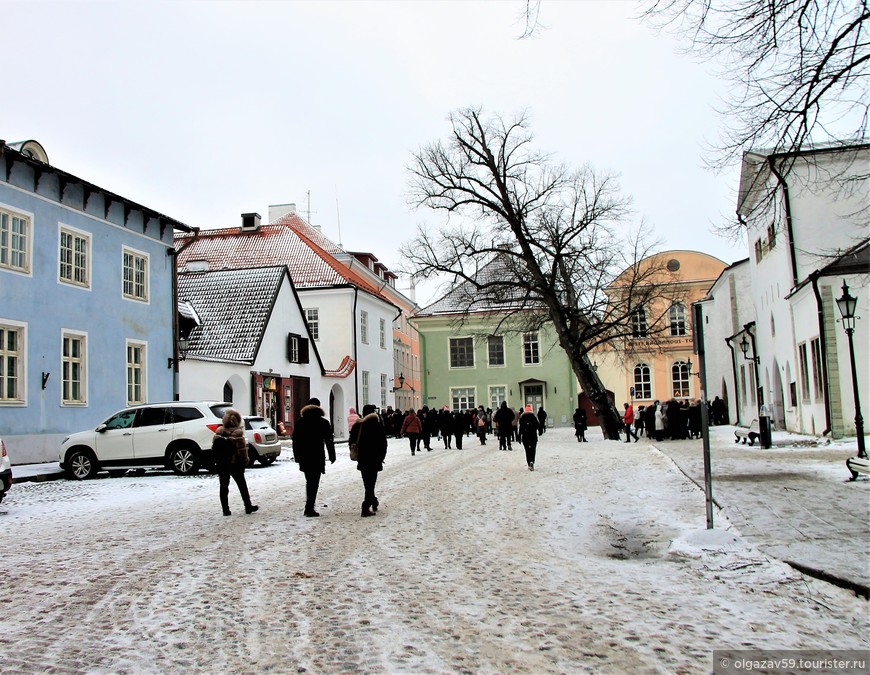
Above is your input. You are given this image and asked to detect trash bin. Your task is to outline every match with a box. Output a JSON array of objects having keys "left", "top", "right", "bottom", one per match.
[{"left": 759, "top": 405, "right": 772, "bottom": 449}]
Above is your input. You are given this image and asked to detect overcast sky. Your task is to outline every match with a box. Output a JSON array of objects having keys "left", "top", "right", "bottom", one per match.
[{"left": 4, "top": 0, "right": 748, "bottom": 304}]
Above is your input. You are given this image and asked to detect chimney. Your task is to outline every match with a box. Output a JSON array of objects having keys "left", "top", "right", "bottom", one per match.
[
  {"left": 241, "top": 213, "right": 261, "bottom": 231},
  {"left": 269, "top": 203, "right": 296, "bottom": 223}
]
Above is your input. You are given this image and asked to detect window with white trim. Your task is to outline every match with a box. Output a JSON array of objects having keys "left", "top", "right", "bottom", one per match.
[
  {"left": 305, "top": 308, "right": 319, "bottom": 340},
  {"left": 810, "top": 337, "right": 824, "bottom": 401},
  {"left": 487, "top": 335, "right": 505, "bottom": 366},
  {"left": 59, "top": 225, "right": 90, "bottom": 288},
  {"left": 379, "top": 318, "right": 386, "bottom": 349},
  {"left": 798, "top": 342, "right": 810, "bottom": 401},
  {"left": 631, "top": 307, "right": 648, "bottom": 337},
  {"left": 523, "top": 332, "right": 540, "bottom": 365},
  {"left": 669, "top": 303, "right": 687, "bottom": 337},
  {"left": 62, "top": 331, "right": 87, "bottom": 404},
  {"left": 671, "top": 361, "right": 690, "bottom": 398},
  {"left": 126, "top": 340, "right": 146, "bottom": 405},
  {"left": 0, "top": 322, "right": 24, "bottom": 402},
  {"left": 360, "top": 311, "right": 369, "bottom": 344},
  {"left": 449, "top": 337, "right": 474, "bottom": 368},
  {"left": 0, "top": 206, "right": 31, "bottom": 273},
  {"left": 633, "top": 363, "right": 652, "bottom": 400},
  {"left": 122, "top": 248, "right": 149, "bottom": 302},
  {"left": 489, "top": 385, "right": 507, "bottom": 409},
  {"left": 380, "top": 373, "right": 387, "bottom": 407},
  {"left": 362, "top": 370, "right": 370, "bottom": 405},
  {"left": 451, "top": 387, "right": 475, "bottom": 411}
]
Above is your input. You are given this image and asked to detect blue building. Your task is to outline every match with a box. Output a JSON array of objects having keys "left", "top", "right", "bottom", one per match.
[{"left": 0, "top": 140, "right": 194, "bottom": 463}]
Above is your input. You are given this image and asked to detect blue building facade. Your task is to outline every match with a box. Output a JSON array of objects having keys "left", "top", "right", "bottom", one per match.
[{"left": 0, "top": 140, "right": 193, "bottom": 463}]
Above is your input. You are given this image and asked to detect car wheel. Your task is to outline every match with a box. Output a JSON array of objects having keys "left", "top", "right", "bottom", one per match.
[
  {"left": 258, "top": 454, "right": 277, "bottom": 466},
  {"left": 67, "top": 450, "right": 98, "bottom": 480},
  {"left": 169, "top": 446, "right": 199, "bottom": 475}
]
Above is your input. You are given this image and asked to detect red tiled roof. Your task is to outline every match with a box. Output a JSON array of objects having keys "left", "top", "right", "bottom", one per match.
[{"left": 174, "top": 213, "right": 391, "bottom": 302}]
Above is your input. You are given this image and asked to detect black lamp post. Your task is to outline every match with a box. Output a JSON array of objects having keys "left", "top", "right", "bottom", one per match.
[
  {"left": 835, "top": 280, "right": 866, "bottom": 459},
  {"left": 392, "top": 372, "right": 405, "bottom": 392},
  {"left": 739, "top": 324, "right": 770, "bottom": 448},
  {"left": 167, "top": 336, "right": 190, "bottom": 369}
]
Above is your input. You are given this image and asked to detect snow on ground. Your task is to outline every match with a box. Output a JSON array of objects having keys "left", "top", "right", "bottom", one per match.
[{"left": 1, "top": 427, "right": 867, "bottom": 674}]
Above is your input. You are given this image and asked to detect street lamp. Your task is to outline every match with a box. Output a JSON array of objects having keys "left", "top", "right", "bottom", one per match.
[
  {"left": 167, "top": 336, "right": 190, "bottom": 369},
  {"left": 392, "top": 372, "right": 406, "bottom": 392},
  {"left": 739, "top": 335, "right": 758, "bottom": 364},
  {"left": 836, "top": 280, "right": 866, "bottom": 459},
  {"left": 740, "top": 322, "right": 770, "bottom": 448}
]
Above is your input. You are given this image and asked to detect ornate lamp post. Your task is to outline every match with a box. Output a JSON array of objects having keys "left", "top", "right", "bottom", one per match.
[
  {"left": 835, "top": 280, "right": 866, "bottom": 459},
  {"left": 739, "top": 324, "right": 770, "bottom": 448}
]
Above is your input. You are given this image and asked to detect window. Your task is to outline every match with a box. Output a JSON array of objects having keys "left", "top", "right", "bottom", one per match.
[
  {"left": 122, "top": 248, "right": 149, "bottom": 302},
  {"left": 740, "top": 365, "right": 747, "bottom": 404},
  {"left": 748, "top": 367, "right": 757, "bottom": 405},
  {"left": 0, "top": 322, "right": 24, "bottom": 402},
  {"left": 62, "top": 331, "right": 87, "bottom": 404},
  {"left": 671, "top": 361, "right": 690, "bottom": 398},
  {"left": 668, "top": 303, "right": 687, "bottom": 337},
  {"left": 451, "top": 387, "right": 475, "bottom": 411},
  {"left": 523, "top": 332, "right": 540, "bottom": 365},
  {"left": 59, "top": 225, "right": 90, "bottom": 288},
  {"left": 0, "top": 206, "right": 31, "bottom": 273},
  {"left": 798, "top": 343, "right": 810, "bottom": 401},
  {"left": 379, "top": 318, "right": 386, "bottom": 349},
  {"left": 126, "top": 340, "right": 146, "bottom": 405},
  {"left": 362, "top": 371, "right": 370, "bottom": 405},
  {"left": 380, "top": 373, "right": 387, "bottom": 408},
  {"left": 287, "top": 333, "right": 310, "bottom": 364},
  {"left": 489, "top": 385, "right": 507, "bottom": 410},
  {"left": 487, "top": 335, "right": 505, "bottom": 366},
  {"left": 449, "top": 337, "right": 474, "bottom": 368},
  {"left": 305, "top": 308, "right": 319, "bottom": 340},
  {"left": 360, "top": 311, "right": 369, "bottom": 344},
  {"left": 633, "top": 363, "right": 651, "bottom": 400},
  {"left": 810, "top": 337, "right": 824, "bottom": 401},
  {"left": 631, "top": 307, "right": 648, "bottom": 337}
]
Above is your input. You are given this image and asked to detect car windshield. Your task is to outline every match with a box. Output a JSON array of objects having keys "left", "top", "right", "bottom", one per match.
[{"left": 245, "top": 417, "right": 271, "bottom": 431}]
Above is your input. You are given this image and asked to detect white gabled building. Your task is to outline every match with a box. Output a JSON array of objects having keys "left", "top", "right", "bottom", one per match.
[{"left": 699, "top": 142, "right": 869, "bottom": 440}]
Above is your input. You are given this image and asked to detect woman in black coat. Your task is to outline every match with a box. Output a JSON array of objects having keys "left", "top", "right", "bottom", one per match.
[
  {"left": 519, "top": 405, "right": 542, "bottom": 470},
  {"left": 438, "top": 408, "right": 454, "bottom": 448},
  {"left": 350, "top": 404, "right": 388, "bottom": 517},
  {"left": 213, "top": 409, "right": 258, "bottom": 516},
  {"left": 573, "top": 407, "right": 587, "bottom": 442}
]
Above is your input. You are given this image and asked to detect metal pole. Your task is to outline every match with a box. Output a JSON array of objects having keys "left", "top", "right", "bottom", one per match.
[
  {"left": 694, "top": 303, "right": 714, "bottom": 529},
  {"left": 845, "top": 327, "right": 867, "bottom": 459}
]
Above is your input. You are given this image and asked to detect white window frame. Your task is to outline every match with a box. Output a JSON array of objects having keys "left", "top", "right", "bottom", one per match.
[
  {"left": 58, "top": 223, "right": 91, "bottom": 289},
  {"left": 362, "top": 370, "right": 370, "bottom": 405},
  {"left": 0, "top": 203, "right": 33, "bottom": 275},
  {"left": 122, "top": 246, "right": 150, "bottom": 303},
  {"left": 487, "top": 335, "right": 505, "bottom": 367},
  {"left": 0, "top": 319, "right": 26, "bottom": 404},
  {"left": 671, "top": 360, "right": 690, "bottom": 399},
  {"left": 631, "top": 307, "right": 648, "bottom": 337},
  {"left": 380, "top": 373, "right": 388, "bottom": 407},
  {"left": 61, "top": 329, "right": 88, "bottom": 405},
  {"left": 798, "top": 342, "right": 811, "bottom": 401},
  {"left": 305, "top": 308, "right": 320, "bottom": 340},
  {"left": 126, "top": 339, "right": 147, "bottom": 405},
  {"left": 669, "top": 303, "right": 687, "bottom": 337},
  {"left": 360, "top": 311, "right": 369, "bottom": 344},
  {"left": 449, "top": 337, "right": 475, "bottom": 369},
  {"left": 379, "top": 318, "right": 387, "bottom": 349},
  {"left": 288, "top": 335, "right": 299, "bottom": 363},
  {"left": 810, "top": 337, "right": 824, "bottom": 402},
  {"left": 450, "top": 386, "right": 476, "bottom": 412},
  {"left": 522, "top": 332, "right": 540, "bottom": 365},
  {"left": 633, "top": 363, "right": 652, "bottom": 400},
  {"left": 489, "top": 385, "right": 507, "bottom": 410}
]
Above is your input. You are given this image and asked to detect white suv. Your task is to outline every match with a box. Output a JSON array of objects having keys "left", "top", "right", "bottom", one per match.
[{"left": 60, "top": 401, "right": 233, "bottom": 479}]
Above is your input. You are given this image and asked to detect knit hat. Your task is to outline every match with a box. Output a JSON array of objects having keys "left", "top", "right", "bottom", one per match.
[{"left": 308, "top": 397, "right": 320, "bottom": 406}]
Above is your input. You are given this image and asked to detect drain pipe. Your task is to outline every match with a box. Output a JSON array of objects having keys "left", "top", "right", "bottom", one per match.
[
  {"left": 167, "top": 228, "right": 200, "bottom": 400},
  {"left": 352, "top": 286, "right": 360, "bottom": 413},
  {"left": 809, "top": 271, "right": 833, "bottom": 435},
  {"left": 725, "top": 336, "right": 740, "bottom": 425},
  {"left": 767, "top": 156, "right": 799, "bottom": 288}
]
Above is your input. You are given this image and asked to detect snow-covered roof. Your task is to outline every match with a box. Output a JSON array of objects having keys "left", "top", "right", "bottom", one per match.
[{"left": 177, "top": 266, "right": 287, "bottom": 364}]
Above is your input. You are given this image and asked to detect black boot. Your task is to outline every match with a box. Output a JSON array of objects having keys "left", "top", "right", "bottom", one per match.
[{"left": 361, "top": 502, "right": 375, "bottom": 517}]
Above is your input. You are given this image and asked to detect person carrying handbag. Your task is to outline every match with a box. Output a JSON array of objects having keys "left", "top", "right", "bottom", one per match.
[{"left": 350, "top": 404, "right": 388, "bottom": 517}]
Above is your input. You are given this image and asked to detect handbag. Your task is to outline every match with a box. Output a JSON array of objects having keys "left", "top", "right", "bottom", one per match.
[{"left": 349, "top": 423, "right": 365, "bottom": 461}]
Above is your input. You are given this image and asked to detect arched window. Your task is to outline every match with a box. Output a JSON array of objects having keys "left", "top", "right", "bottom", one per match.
[
  {"left": 633, "top": 363, "right": 651, "bottom": 400},
  {"left": 669, "top": 303, "right": 687, "bottom": 336},
  {"left": 671, "top": 361, "right": 690, "bottom": 398},
  {"left": 631, "top": 307, "right": 648, "bottom": 338}
]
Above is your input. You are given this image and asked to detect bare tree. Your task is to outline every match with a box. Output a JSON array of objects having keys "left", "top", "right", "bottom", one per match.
[{"left": 402, "top": 107, "right": 685, "bottom": 440}]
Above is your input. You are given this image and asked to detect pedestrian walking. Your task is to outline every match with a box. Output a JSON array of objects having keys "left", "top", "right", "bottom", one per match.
[
  {"left": 623, "top": 402, "right": 640, "bottom": 442},
  {"left": 573, "top": 407, "right": 588, "bottom": 442},
  {"left": 438, "top": 407, "right": 453, "bottom": 448},
  {"left": 452, "top": 410, "right": 466, "bottom": 449},
  {"left": 212, "top": 409, "right": 258, "bottom": 516},
  {"left": 400, "top": 408, "right": 423, "bottom": 455},
  {"left": 291, "top": 397, "right": 336, "bottom": 517},
  {"left": 349, "top": 404, "right": 387, "bottom": 517},
  {"left": 494, "top": 401, "right": 515, "bottom": 451},
  {"left": 536, "top": 406, "right": 547, "bottom": 435},
  {"left": 347, "top": 407, "right": 360, "bottom": 433},
  {"left": 475, "top": 405, "right": 488, "bottom": 445},
  {"left": 519, "top": 404, "right": 541, "bottom": 470},
  {"left": 654, "top": 401, "right": 666, "bottom": 442}
]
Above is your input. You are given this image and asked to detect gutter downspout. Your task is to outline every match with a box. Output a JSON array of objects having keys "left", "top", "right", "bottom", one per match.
[
  {"left": 767, "top": 156, "right": 799, "bottom": 288},
  {"left": 725, "top": 337, "right": 740, "bottom": 425},
  {"left": 352, "top": 286, "right": 360, "bottom": 413},
  {"left": 809, "top": 271, "right": 833, "bottom": 435},
  {"left": 167, "top": 228, "right": 200, "bottom": 401}
]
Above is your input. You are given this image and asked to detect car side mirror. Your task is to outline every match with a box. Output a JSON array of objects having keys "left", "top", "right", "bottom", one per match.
[{"left": 96, "top": 424, "right": 107, "bottom": 433}]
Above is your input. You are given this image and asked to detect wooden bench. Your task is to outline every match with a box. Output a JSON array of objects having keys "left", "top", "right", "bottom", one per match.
[
  {"left": 846, "top": 456, "right": 870, "bottom": 481},
  {"left": 734, "top": 419, "right": 760, "bottom": 446}
]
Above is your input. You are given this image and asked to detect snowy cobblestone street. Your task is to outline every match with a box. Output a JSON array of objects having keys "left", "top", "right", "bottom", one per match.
[{"left": 2, "top": 428, "right": 867, "bottom": 674}]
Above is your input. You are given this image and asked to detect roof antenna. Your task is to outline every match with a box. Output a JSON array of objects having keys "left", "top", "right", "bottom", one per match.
[
  {"left": 336, "top": 193, "right": 343, "bottom": 246},
  {"left": 305, "top": 190, "right": 317, "bottom": 224}
]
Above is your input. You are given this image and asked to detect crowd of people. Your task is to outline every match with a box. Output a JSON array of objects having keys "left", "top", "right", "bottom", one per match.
[{"left": 620, "top": 395, "right": 729, "bottom": 443}]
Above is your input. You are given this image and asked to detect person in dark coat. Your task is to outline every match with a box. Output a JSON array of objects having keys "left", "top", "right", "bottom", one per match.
[
  {"left": 643, "top": 403, "right": 657, "bottom": 440},
  {"left": 350, "top": 404, "right": 387, "bottom": 517},
  {"left": 452, "top": 410, "right": 467, "bottom": 449},
  {"left": 536, "top": 407, "right": 548, "bottom": 435},
  {"left": 519, "top": 405, "right": 542, "bottom": 470},
  {"left": 573, "top": 407, "right": 588, "bottom": 442},
  {"left": 688, "top": 399, "right": 703, "bottom": 439},
  {"left": 423, "top": 406, "right": 439, "bottom": 450},
  {"left": 494, "top": 401, "right": 515, "bottom": 451},
  {"left": 292, "top": 397, "right": 336, "bottom": 517},
  {"left": 213, "top": 409, "right": 258, "bottom": 516},
  {"left": 438, "top": 407, "right": 453, "bottom": 448},
  {"left": 475, "top": 406, "right": 488, "bottom": 445}
]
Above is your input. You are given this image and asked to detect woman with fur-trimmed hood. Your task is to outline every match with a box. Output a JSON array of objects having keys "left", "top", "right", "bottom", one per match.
[
  {"left": 349, "top": 404, "right": 388, "bottom": 517},
  {"left": 212, "top": 409, "right": 258, "bottom": 516},
  {"left": 292, "top": 398, "right": 336, "bottom": 517}
]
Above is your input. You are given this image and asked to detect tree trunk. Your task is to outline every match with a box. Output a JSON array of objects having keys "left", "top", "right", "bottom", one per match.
[{"left": 571, "top": 354, "right": 623, "bottom": 441}]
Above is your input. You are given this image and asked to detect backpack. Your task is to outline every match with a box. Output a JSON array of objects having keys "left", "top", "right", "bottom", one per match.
[{"left": 212, "top": 433, "right": 235, "bottom": 468}]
